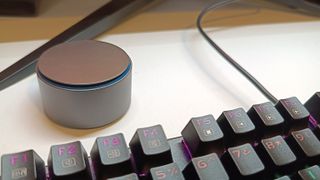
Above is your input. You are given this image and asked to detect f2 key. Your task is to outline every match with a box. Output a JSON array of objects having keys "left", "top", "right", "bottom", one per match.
[
  {"left": 48, "top": 141, "right": 92, "bottom": 180},
  {"left": 1, "top": 150, "right": 46, "bottom": 180}
]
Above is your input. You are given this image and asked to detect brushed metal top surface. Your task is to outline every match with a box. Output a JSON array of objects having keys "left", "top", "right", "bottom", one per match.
[{"left": 37, "top": 40, "right": 130, "bottom": 86}]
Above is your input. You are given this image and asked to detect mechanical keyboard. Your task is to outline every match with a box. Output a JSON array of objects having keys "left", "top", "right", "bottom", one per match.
[{"left": 2, "top": 93, "right": 320, "bottom": 180}]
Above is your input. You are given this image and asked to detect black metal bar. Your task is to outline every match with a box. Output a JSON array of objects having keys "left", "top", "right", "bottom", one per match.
[{"left": 0, "top": 0, "right": 153, "bottom": 91}]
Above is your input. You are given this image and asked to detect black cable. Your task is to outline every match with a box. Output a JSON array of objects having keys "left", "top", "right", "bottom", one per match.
[{"left": 196, "top": 0, "right": 278, "bottom": 104}]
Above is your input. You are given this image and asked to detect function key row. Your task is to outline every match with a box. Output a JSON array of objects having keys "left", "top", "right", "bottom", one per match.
[
  {"left": 3, "top": 127, "right": 320, "bottom": 180},
  {"left": 2, "top": 95, "right": 320, "bottom": 180},
  {"left": 3, "top": 127, "right": 320, "bottom": 179},
  {"left": 1, "top": 125, "right": 174, "bottom": 180},
  {"left": 182, "top": 97, "right": 310, "bottom": 157}
]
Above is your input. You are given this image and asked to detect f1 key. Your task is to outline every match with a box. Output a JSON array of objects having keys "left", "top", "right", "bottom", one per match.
[
  {"left": 129, "top": 125, "right": 172, "bottom": 173},
  {"left": 1, "top": 150, "right": 46, "bottom": 180},
  {"left": 48, "top": 141, "right": 92, "bottom": 180},
  {"left": 90, "top": 133, "right": 133, "bottom": 179}
]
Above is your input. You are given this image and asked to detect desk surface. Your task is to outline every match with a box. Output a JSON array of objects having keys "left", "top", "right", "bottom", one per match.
[{"left": 0, "top": 0, "right": 320, "bottom": 169}]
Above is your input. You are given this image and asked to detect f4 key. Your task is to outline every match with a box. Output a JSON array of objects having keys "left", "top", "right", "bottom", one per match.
[{"left": 129, "top": 125, "right": 172, "bottom": 173}]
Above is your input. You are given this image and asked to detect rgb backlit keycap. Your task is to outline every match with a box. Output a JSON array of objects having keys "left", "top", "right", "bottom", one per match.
[
  {"left": 90, "top": 133, "right": 133, "bottom": 179},
  {"left": 248, "top": 102, "right": 285, "bottom": 138},
  {"left": 305, "top": 92, "right": 320, "bottom": 122},
  {"left": 222, "top": 143, "right": 265, "bottom": 179},
  {"left": 312, "top": 124, "right": 320, "bottom": 140},
  {"left": 129, "top": 125, "right": 172, "bottom": 173},
  {"left": 48, "top": 141, "right": 92, "bottom": 180},
  {"left": 217, "top": 108, "right": 256, "bottom": 146},
  {"left": 150, "top": 162, "right": 184, "bottom": 180},
  {"left": 287, "top": 128, "right": 320, "bottom": 166},
  {"left": 108, "top": 173, "right": 139, "bottom": 180},
  {"left": 168, "top": 137, "right": 189, "bottom": 171},
  {"left": 297, "top": 165, "right": 320, "bottom": 180},
  {"left": 1, "top": 150, "right": 46, "bottom": 180},
  {"left": 183, "top": 153, "right": 229, "bottom": 180},
  {"left": 274, "top": 175, "right": 291, "bottom": 180},
  {"left": 258, "top": 136, "right": 296, "bottom": 174},
  {"left": 181, "top": 114, "right": 224, "bottom": 156},
  {"left": 275, "top": 97, "right": 310, "bottom": 133}
]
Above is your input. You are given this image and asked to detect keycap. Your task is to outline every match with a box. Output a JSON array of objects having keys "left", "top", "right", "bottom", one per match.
[
  {"left": 129, "top": 125, "right": 172, "bottom": 173},
  {"left": 274, "top": 175, "right": 291, "bottom": 180},
  {"left": 221, "top": 143, "right": 265, "bottom": 179},
  {"left": 181, "top": 114, "right": 225, "bottom": 156},
  {"left": 312, "top": 124, "right": 320, "bottom": 140},
  {"left": 168, "top": 137, "right": 189, "bottom": 172},
  {"left": 275, "top": 97, "right": 310, "bottom": 133},
  {"left": 150, "top": 162, "right": 184, "bottom": 180},
  {"left": 305, "top": 92, "right": 320, "bottom": 122},
  {"left": 108, "top": 173, "right": 139, "bottom": 180},
  {"left": 297, "top": 165, "right": 320, "bottom": 180},
  {"left": 48, "top": 141, "right": 92, "bottom": 180},
  {"left": 183, "top": 153, "right": 229, "bottom": 180},
  {"left": 1, "top": 150, "right": 46, "bottom": 180},
  {"left": 248, "top": 102, "right": 285, "bottom": 138},
  {"left": 257, "top": 136, "right": 296, "bottom": 174},
  {"left": 90, "top": 133, "right": 133, "bottom": 179},
  {"left": 217, "top": 108, "right": 256, "bottom": 146},
  {"left": 287, "top": 128, "right": 320, "bottom": 166}
]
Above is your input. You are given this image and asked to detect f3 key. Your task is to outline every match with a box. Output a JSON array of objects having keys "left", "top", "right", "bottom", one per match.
[{"left": 90, "top": 133, "right": 133, "bottom": 179}]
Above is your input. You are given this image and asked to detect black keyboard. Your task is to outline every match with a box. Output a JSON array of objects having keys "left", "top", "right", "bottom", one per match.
[{"left": 2, "top": 93, "right": 320, "bottom": 180}]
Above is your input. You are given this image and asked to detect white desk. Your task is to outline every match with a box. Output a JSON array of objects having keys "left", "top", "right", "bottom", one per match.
[{"left": 1, "top": 0, "right": 320, "bottom": 169}]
